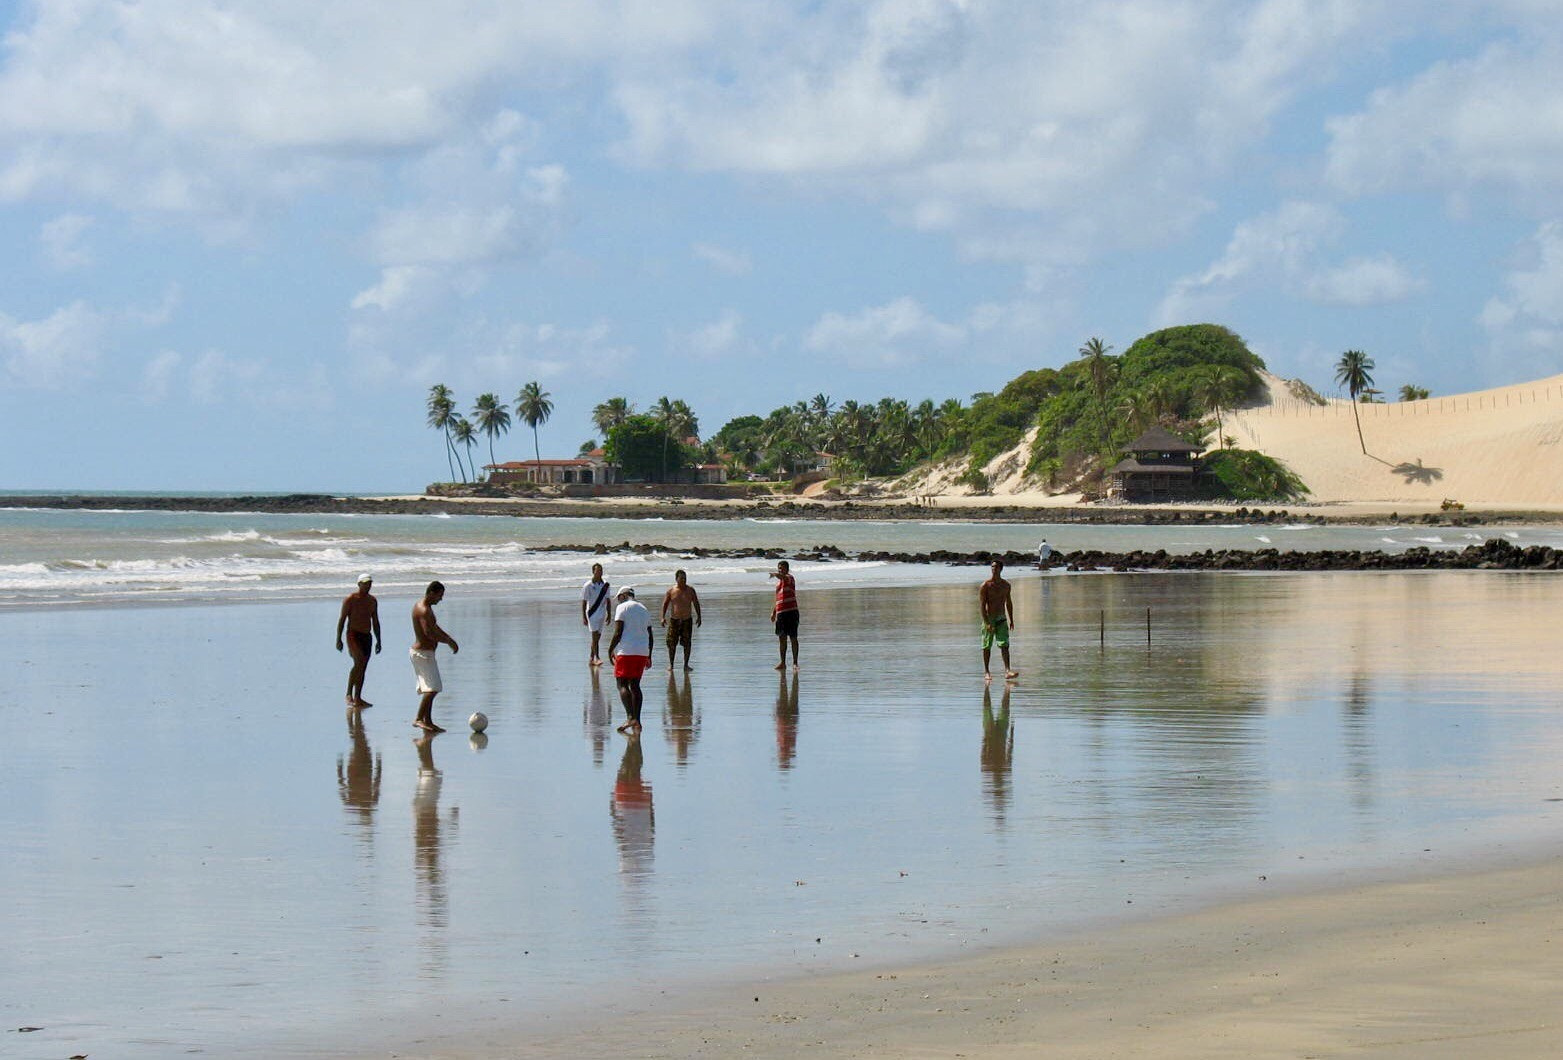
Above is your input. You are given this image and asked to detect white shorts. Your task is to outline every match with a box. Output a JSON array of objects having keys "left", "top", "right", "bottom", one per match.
[
  {"left": 409, "top": 647, "right": 442, "bottom": 694},
  {"left": 585, "top": 608, "right": 609, "bottom": 633}
]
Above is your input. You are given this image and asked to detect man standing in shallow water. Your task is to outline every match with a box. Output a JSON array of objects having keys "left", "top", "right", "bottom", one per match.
[
  {"left": 335, "top": 573, "right": 381, "bottom": 707},
  {"left": 608, "top": 586, "right": 653, "bottom": 735},
  {"left": 410, "top": 580, "right": 459, "bottom": 733},
  {"left": 770, "top": 559, "right": 799, "bottom": 671},
  {"left": 979, "top": 559, "right": 1019, "bottom": 682},
  {"left": 660, "top": 569, "right": 702, "bottom": 671},
  {"left": 581, "top": 562, "right": 612, "bottom": 667}
]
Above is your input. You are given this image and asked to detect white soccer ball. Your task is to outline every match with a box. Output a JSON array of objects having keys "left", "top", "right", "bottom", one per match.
[{"left": 468, "top": 711, "right": 489, "bottom": 733}]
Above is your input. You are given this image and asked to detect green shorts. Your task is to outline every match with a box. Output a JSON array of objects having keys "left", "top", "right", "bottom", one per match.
[{"left": 982, "top": 618, "right": 1010, "bottom": 650}]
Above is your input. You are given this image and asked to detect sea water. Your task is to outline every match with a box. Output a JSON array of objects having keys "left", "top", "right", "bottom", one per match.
[{"left": 2, "top": 509, "right": 1562, "bottom": 1057}]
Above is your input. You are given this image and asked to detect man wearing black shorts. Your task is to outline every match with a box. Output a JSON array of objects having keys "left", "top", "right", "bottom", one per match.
[
  {"left": 659, "top": 569, "right": 702, "bottom": 671},
  {"left": 335, "top": 573, "right": 382, "bottom": 707},
  {"left": 769, "top": 559, "right": 799, "bottom": 671}
]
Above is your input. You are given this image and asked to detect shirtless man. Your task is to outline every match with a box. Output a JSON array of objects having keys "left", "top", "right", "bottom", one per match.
[
  {"left": 335, "top": 573, "right": 382, "bottom": 707},
  {"left": 410, "top": 580, "right": 459, "bottom": 733},
  {"left": 978, "top": 559, "right": 1019, "bottom": 682},
  {"left": 659, "top": 569, "right": 702, "bottom": 671},
  {"left": 580, "top": 563, "right": 612, "bottom": 667}
]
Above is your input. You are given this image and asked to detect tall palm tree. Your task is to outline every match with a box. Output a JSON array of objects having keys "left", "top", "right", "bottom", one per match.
[
  {"left": 426, "top": 384, "right": 458, "bottom": 481},
  {"left": 652, "top": 396, "right": 698, "bottom": 481},
  {"left": 1334, "top": 350, "right": 1376, "bottom": 454},
  {"left": 515, "top": 381, "right": 553, "bottom": 463},
  {"left": 450, "top": 417, "right": 477, "bottom": 482},
  {"left": 592, "top": 396, "right": 634, "bottom": 438},
  {"left": 1197, "top": 366, "right": 1247, "bottom": 448},
  {"left": 471, "top": 393, "right": 511, "bottom": 469},
  {"left": 1080, "top": 337, "right": 1115, "bottom": 454}
]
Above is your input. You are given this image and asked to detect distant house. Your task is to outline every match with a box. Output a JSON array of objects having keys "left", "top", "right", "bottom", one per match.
[
  {"left": 1108, "top": 427, "right": 1203, "bottom": 503},
  {"left": 690, "top": 463, "right": 727, "bottom": 485},
  {"left": 485, "top": 449, "right": 618, "bottom": 486}
]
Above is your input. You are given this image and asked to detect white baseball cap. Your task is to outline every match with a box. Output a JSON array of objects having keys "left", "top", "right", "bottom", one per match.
[{"left": 357, "top": 573, "right": 373, "bottom": 584}]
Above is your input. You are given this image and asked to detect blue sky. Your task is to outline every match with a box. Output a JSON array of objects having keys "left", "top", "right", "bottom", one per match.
[{"left": 3, "top": 1, "right": 1563, "bottom": 491}]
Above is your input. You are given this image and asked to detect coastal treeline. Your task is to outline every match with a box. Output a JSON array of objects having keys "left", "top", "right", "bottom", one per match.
[{"left": 423, "top": 323, "right": 1430, "bottom": 502}]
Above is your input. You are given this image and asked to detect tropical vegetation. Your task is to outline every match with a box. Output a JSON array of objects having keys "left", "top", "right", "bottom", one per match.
[{"left": 1334, "top": 349, "right": 1376, "bottom": 454}]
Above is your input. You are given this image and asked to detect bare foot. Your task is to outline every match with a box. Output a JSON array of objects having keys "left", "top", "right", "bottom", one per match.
[
  {"left": 356, "top": 698, "right": 373, "bottom": 708},
  {"left": 616, "top": 722, "right": 632, "bottom": 734},
  {"left": 427, "top": 722, "right": 447, "bottom": 733},
  {"left": 775, "top": 662, "right": 786, "bottom": 671},
  {"left": 683, "top": 665, "right": 693, "bottom": 671},
  {"left": 590, "top": 657, "right": 603, "bottom": 667},
  {"left": 984, "top": 672, "right": 993, "bottom": 682},
  {"left": 1005, "top": 670, "right": 1020, "bottom": 680},
  {"left": 414, "top": 719, "right": 434, "bottom": 731}
]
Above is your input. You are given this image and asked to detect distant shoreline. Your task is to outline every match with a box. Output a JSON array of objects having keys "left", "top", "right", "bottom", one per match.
[{"left": 7, "top": 491, "right": 1562, "bottom": 527}]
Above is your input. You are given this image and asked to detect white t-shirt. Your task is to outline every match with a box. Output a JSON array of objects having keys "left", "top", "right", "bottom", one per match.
[
  {"left": 612, "top": 599, "right": 653, "bottom": 656},
  {"left": 581, "top": 579, "right": 612, "bottom": 627}
]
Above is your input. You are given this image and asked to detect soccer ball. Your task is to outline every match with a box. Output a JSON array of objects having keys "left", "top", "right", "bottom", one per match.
[{"left": 468, "top": 711, "right": 489, "bottom": 733}]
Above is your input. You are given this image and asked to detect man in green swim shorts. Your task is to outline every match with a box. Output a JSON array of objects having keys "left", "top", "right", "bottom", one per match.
[{"left": 978, "top": 558, "right": 1019, "bottom": 682}]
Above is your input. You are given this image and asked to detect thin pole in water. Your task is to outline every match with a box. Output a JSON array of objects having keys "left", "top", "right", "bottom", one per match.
[
  {"left": 1146, "top": 606, "right": 1151, "bottom": 646},
  {"left": 1099, "top": 609, "right": 1105, "bottom": 648}
]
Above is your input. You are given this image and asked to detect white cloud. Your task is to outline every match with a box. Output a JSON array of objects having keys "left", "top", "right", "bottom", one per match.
[
  {"left": 1, "top": 301, "right": 107, "bottom": 387},
  {"left": 672, "top": 309, "right": 756, "bottom": 360},
  {"left": 617, "top": 1, "right": 1387, "bottom": 263},
  {"left": 1158, "top": 202, "right": 1422, "bottom": 321},
  {"left": 141, "top": 350, "right": 182, "bottom": 402},
  {"left": 40, "top": 213, "right": 94, "bottom": 270},
  {"left": 1479, "top": 220, "right": 1563, "bottom": 382},
  {"left": 805, "top": 296, "right": 965, "bottom": 366},
  {"left": 351, "top": 265, "right": 441, "bottom": 313},
  {"left": 692, "top": 242, "right": 752, "bottom": 276},
  {"left": 1304, "top": 255, "right": 1424, "bottom": 306},
  {"left": 1325, "top": 33, "right": 1563, "bottom": 206}
]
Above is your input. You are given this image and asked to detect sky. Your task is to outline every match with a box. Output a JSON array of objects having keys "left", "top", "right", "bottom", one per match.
[{"left": 4, "top": 1, "right": 1563, "bottom": 492}]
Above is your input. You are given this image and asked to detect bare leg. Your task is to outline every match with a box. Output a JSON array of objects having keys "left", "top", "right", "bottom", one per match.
[
  {"left": 776, "top": 636, "right": 787, "bottom": 671},
  {"left": 982, "top": 646, "right": 992, "bottom": 680},
  {"left": 788, "top": 634, "right": 799, "bottom": 669},
  {"left": 1002, "top": 646, "right": 1019, "bottom": 680},
  {"left": 414, "top": 691, "right": 445, "bottom": 732},
  {"left": 589, "top": 630, "right": 603, "bottom": 666}
]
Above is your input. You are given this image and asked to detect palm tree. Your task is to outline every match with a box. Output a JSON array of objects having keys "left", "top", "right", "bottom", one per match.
[
  {"left": 515, "top": 381, "right": 553, "bottom": 463},
  {"left": 1399, "top": 384, "right": 1430, "bottom": 402},
  {"left": 1334, "top": 350, "right": 1376, "bottom": 454},
  {"left": 450, "top": 417, "right": 477, "bottom": 482},
  {"left": 1079, "top": 337, "right": 1115, "bottom": 454},
  {"left": 426, "top": 384, "right": 458, "bottom": 481},
  {"left": 471, "top": 393, "right": 511, "bottom": 470},
  {"left": 652, "top": 396, "right": 698, "bottom": 481},
  {"left": 1197, "top": 366, "right": 1247, "bottom": 448},
  {"left": 592, "top": 397, "right": 634, "bottom": 438}
]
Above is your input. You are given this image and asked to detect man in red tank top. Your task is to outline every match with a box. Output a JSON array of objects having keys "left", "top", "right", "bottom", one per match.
[{"left": 769, "top": 559, "right": 800, "bottom": 671}]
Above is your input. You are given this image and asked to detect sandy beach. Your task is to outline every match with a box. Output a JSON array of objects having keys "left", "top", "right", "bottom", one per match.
[{"left": 430, "top": 854, "right": 1563, "bottom": 1060}]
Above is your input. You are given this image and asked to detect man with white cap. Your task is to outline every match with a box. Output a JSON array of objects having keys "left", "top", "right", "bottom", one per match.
[
  {"left": 335, "top": 573, "right": 381, "bottom": 707},
  {"left": 607, "top": 585, "right": 654, "bottom": 735}
]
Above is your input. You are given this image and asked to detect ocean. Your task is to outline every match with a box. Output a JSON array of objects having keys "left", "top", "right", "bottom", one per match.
[{"left": 3, "top": 505, "right": 1562, "bottom": 1057}]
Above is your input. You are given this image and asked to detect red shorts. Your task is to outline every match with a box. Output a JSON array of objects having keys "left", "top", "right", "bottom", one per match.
[{"left": 613, "top": 653, "right": 650, "bottom": 680}]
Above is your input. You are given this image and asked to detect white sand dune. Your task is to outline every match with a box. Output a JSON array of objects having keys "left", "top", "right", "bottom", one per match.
[{"left": 1227, "top": 371, "right": 1563, "bottom": 508}]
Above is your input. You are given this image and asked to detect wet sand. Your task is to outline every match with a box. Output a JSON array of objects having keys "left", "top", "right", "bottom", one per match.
[{"left": 441, "top": 854, "right": 1563, "bottom": 1059}]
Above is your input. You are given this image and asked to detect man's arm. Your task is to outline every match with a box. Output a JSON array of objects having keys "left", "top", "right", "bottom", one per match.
[
  {"left": 607, "top": 619, "right": 624, "bottom": 658},
  {"left": 336, "top": 597, "right": 350, "bottom": 649},
  {"left": 1005, "top": 587, "right": 1015, "bottom": 627},
  {"left": 691, "top": 588, "right": 702, "bottom": 626},
  {"left": 660, "top": 589, "right": 672, "bottom": 625},
  {"left": 370, "top": 600, "right": 382, "bottom": 652},
  {"left": 581, "top": 596, "right": 588, "bottom": 625}
]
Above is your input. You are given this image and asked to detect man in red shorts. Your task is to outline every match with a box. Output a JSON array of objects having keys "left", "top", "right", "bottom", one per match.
[{"left": 607, "top": 585, "right": 654, "bottom": 735}]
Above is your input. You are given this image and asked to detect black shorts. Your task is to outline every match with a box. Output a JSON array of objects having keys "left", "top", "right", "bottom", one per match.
[
  {"left": 774, "top": 609, "right": 799, "bottom": 638},
  {"left": 349, "top": 630, "right": 373, "bottom": 657}
]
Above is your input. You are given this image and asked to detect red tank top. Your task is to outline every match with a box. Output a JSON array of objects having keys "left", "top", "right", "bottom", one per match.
[{"left": 774, "top": 574, "right": 797, "bottom": 613}]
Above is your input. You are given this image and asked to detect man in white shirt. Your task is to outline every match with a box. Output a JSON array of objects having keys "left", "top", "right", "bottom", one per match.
[
  {"left": 1037, "top": 539, "right": 1054, "bottom": 571},
  {"left": 580, "top": 562, "right": 612, "bottom": 666},
  {"left": 607, "top": 586, "right": 654, "bottom": 735}
]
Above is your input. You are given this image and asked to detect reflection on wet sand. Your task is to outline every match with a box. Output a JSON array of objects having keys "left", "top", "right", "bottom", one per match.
[
  {"left": 413, "top": 734, "right": 457, "bottom": 978},
  {"left": 338, "top": 707, "right": 382, "bottom": 847},
  {"left": 584, "top": 668, "right": 611, "bottom": 767},
  {"left": 980, "top": 686, "right": 1013, "bottom": 826},
  {"left": 663, "top": 673, "right": 700, "bottom": 766},
  {"left": 610, "top": 738, "right": 655, "bottom": 932},
  {"left": 775, "top": 671, "right": 799, "bottom": 770}
]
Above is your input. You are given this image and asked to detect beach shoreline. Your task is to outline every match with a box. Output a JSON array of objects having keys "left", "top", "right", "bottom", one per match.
[
  {"left": 8, "top": 490, "right": 1563, "bottom": 526},
  {"left": 404, "top": 848, "right": 1563, "bottom": 1059}
]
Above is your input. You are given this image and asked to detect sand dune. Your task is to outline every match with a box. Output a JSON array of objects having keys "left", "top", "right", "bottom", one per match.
[{"left": 1221, "top": 372, "right": 1563, "bottom": 508}]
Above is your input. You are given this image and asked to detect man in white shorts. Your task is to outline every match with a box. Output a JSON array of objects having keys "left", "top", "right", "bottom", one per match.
[
  {"left": 580, "top": 562, "right": 612, "bottom": 667},
  {"left": 410, "top": 580, "right": 459, "bottom": 732}
]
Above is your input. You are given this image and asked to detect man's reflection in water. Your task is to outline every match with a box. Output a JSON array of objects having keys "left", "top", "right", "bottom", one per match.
[
  {"left": 663, "top": 672, "right": 700, "bottom": 767},
  {"left": 584, "top": 668, "right": 611, "bottom": 767},
  {"left": 338, "top": 708, "right": 382, "bottom": 848},
  {"left": 610, "top": 738, "right": 655, "bottom": 931},
  {"left": 775, "top": 671, "right": 799, "bottom": 771},
  {"left": 981, "top": 685, "right": 1013, "bottom": 826},
  {"left": 413, "top": 733, "right": 457, "bottom": 978}
]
